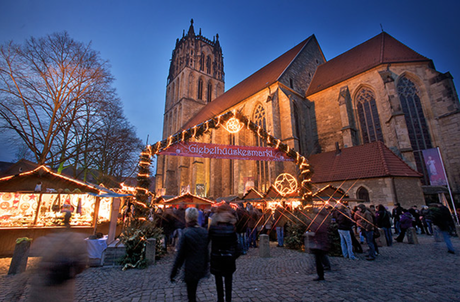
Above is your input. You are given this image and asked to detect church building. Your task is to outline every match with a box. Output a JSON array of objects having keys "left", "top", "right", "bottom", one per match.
[{"left": 155, "top": 20, "right": 460, "bottom": 208}]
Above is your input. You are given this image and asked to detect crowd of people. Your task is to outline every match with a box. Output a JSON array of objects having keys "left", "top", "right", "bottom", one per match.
[{"left": 149, "top": 200, "right": 458, "bottom": 301}]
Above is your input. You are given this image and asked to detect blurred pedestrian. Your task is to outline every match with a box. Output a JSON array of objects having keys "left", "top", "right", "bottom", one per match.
[
  {"left": 308, "top": 207, "right": 331, "bottom": 281},
  {"left": 170, "top": 207, "right": 209, "bottom": 302},
  {"left": 209, "top": 204, "right": 240, "bottom": 302},
  {"left": 429, "top": 203, "right": 456, "bottom": 254},
  {"left": 29, "top": 231, "right": 87, "bottom": 302}
]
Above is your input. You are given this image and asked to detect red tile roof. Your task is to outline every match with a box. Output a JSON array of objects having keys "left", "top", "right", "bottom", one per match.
[
  {"left": 308, "top": 141, "right": 422, "bottom": 183},
  {"left": 306, "top": 32, "right": 431, "bottom": 96},
  {"left": 183, "top": 36, "right": 314, "bottom": 130}
]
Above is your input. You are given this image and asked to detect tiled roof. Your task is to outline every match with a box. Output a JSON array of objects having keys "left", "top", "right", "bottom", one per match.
[
  {"left": 308, "top": 141, "right": 422, "bottom": 183},
  {"left": 306, "top": 32, "right": 431, "bottom": 96},
  {"left": 183, "top": 36, "right": 314, "bottom": 130}
]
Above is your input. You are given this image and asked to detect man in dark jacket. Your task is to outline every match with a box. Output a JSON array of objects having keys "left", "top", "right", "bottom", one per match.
[
  {"left": 308, "top": 207, "right": 332, "bottom": 281},
  {"left": 170, "top": 207, "right": 209, "bottom": 302}
]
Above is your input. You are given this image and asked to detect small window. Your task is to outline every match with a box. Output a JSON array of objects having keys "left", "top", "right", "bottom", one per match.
[
  {"left": 290, "top": 78, "right": 294, "bottom": 89},
  {"left": 198, "top": 78, "right": 203, "bottom": 100},
  {"left": 356, "top": 187, "right": 370, "bottom": 202}
]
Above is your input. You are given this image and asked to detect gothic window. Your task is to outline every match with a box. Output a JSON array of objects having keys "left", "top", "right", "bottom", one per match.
[
  {"left": 206, "top": 56, "right": 211, "bottom": 74},
  {"left": 293, "top": 102, "right": 302, "bottom": 154},
  {"left": 356, "top": 88, "right": 384, "bottom": 144},
  {"left": 200, "top": 53, "right": 204, "bottom": 71},
  {"left": 198, "top": 78, "right": 203, "bottom": 100},
  {"left": 207, "top": 82, "right": 212, "bottom": 102},
  {"left": 356, "top": 187, "right": 370, "bottom": 202},
  {"left": 253, "top": 104, "right": 269, "bottom": 192},
  {"left": 397, "top": 76, "right": 432, "bottom": 184}
]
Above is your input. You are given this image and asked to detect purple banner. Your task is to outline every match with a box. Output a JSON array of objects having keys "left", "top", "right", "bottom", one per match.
[{"left": 422, "top": 148, "right": 447, "bottom": 186}]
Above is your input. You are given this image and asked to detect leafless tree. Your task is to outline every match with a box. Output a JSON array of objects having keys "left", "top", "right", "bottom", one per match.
[{"left": 0, "top": 32, "right": 142, "bottom": 184}]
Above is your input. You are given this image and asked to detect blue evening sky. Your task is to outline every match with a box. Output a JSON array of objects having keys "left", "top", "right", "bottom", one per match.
[{"left": 1, "top": 0, "right": 459, "bottom": 166}]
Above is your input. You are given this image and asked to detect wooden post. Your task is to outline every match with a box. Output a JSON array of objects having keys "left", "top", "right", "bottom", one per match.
[
  {"left": 8, "top": 238, "right": 31, "bottom": 275},
  {"left": 92, "top": 197, "right": 101, "bottom": 234},
  {"left": 107, "top": 197, "right": 121, "bottom": 244},
  {"left": 32, "top": 193, "right": 43, "bottom": 226}
]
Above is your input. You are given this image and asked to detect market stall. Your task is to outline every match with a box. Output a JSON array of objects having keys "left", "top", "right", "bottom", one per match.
[{"left": 0, "top": 165, "right": 129, "bottom": 256}]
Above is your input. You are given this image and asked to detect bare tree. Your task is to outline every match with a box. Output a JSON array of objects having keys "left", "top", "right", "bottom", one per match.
[
  {"left": 0, "top": 32, "right": 143, "bottom": 185},
  {"left": 0, "top": 31, "right": 113, "bottom": 166}
]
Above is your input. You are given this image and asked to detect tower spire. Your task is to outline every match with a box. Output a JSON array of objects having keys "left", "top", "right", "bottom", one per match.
[{"left": 188, "top": 18, "right": 195, "bottom": 36}]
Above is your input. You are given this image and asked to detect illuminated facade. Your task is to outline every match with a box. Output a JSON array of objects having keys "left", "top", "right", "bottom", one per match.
[{"left": 156, "top": 21, "right": 460, "bottom": 205}]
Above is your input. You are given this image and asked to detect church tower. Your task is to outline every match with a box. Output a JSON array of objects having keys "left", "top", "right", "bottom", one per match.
[{"left": 156, "top": 19, "right": 225, "bottom": 195}]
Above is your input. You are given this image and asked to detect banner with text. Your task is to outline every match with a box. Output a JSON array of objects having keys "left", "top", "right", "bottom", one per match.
[{"left": 159, "top": 142, "right": 294, "bottom": 162}]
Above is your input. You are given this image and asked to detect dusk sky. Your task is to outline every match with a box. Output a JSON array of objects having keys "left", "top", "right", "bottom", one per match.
[{"left": 1, "top": 0, "right": 459, "bottom": 166}]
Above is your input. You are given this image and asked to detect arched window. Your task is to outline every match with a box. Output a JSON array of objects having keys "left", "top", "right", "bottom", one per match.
[
  {"left": 197, "top": 78, "right": 203, "bottom": 100},
  {"left": 293, "top": 102, "right": 302, "bottom": 154},
  {"left": 206, "top": 56, "right": 211, "bottom": 74},
  {"left": 200, "top": 53, "right": 205, "bottom": 71},
  {"left": 253, "top": 104, "right": 269, "bottom": 192},
  {"left": 356, "top": 187, "right": 370, "bottom": 202},
  {"left": 397, "top": 76, "right": 432, "bottom": 184},
  {"left": 207, "top": 82, "right": 212, "bottom": 102},
  {"left": 356, "top": 87, "right": 383, "bottom": 144}
]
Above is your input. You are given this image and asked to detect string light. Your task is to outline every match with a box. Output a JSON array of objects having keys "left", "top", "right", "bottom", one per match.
[{"left": 182, "top": 130, "right": 186, "bottom": 141}]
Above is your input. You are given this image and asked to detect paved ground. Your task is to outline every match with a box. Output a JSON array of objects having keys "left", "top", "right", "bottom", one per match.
[{"left": 1, "top": 234, "right": 459, "bottom": 302}]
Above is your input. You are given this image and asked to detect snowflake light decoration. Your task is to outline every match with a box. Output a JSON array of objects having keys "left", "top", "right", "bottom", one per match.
[{"left": 223, "top": 117, "right": 244, "bottom": 134}]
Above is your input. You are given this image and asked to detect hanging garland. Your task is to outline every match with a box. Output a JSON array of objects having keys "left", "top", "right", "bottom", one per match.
[{"left": 136, "top": 110, "right": 313, "bottom": 205}]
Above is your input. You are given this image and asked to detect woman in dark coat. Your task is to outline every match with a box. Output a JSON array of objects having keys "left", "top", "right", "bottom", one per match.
[
  {"left": 209, "top": 204, "right": 239, "bottom": 302},
  {"left": 170, "top": 207, "right": 209, "bottom": 302}
]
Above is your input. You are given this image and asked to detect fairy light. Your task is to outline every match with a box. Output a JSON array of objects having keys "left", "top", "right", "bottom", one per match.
[
  {"left": 275, "top": 139, "right": 280, "bottom": 149},
  {"left": 205, "top": 121, "right": 209, "bottom": 132},
  {"left": 192, "top": 126, "right": 197, "bottom": 138},
  {"left": 216, "top": 115, "right": 221, "bottom": 127},
  {"left": 182, "top": 130, "right": 186, "bottom": 142}
]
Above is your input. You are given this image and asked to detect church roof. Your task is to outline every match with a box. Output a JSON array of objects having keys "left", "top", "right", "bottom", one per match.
[
  {"left": 308, "top": 141, "right": 422, "bottom": 183},
  {"left": 183, "top": 36, "right": 314, "bottom": 129},
  {"left": 306, "top": 32, "right": 431, "bottom": 96}
]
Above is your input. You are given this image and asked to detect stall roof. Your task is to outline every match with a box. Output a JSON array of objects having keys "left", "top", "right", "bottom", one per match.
[
  {"left": 0, "top": 165, "right": 102, "bottom": 194},
  {"left": 242, "top": 188, "right": 264, "bottom": 201},
  {"left": 164, "top": 193, "right": 214, "bottom": 205}
]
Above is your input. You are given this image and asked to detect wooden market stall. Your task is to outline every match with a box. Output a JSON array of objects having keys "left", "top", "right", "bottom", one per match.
[{"left": 0, "top": 165, "right": 129, "bottom": 256}]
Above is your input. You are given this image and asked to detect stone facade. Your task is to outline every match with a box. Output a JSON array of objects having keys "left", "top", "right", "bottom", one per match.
[{"left": 155, "top": 24, "right": 460, "bottom": 205}]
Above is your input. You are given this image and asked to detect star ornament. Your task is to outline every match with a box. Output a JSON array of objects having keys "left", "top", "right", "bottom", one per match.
[
  {"left": 223, "top": 117, "right": 244, "bottom": 134},
  {"left": 274, "top": 173, "right": 298, "bottom": 196}
]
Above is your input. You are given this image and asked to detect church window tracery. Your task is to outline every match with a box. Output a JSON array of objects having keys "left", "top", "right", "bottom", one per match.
[
  {"left": 253, "top": 104, "right": 269, "bottom": 192},
  {"left": 207, "top": 82, "right": 212, "bottom": 102},
  {"left": 356, "top": 88, "right": 384, "bottom": 144},
  {"left": 206, "top": 56, "right": 211, "bottom": 74},
  {"left": 397, "top": 76, "right": 432, "bottom": 184},
  {"left": 198, "top": 78, "right": 203, "bottom": 100}
]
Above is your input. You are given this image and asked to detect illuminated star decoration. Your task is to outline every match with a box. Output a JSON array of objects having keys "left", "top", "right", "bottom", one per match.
[
  {"left": 274, "top": 173, "right": 298, "bottom": 196},
  {"left": 223, "top": 117, "right": 244, "bottom": 134}
]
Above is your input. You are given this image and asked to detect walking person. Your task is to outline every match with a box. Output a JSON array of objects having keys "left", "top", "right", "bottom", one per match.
[
  {"left": 308, "top": 207, "right": 332, "bottom": 281},
  {"left": 429, "top": 203, "right": 456, "bottom": 254},
  {"left": 170, "top": 207, "right": 209, "bottom": 302},
  {"left": 209, "top": 204, "right": 240, "bottom": 302}
]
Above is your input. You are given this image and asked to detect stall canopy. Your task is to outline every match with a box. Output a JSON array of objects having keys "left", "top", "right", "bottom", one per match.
[
  {"left": 0, "top": 165, "right": 101, "bottom": 193},
  {"left": 164, "top": 193, "right": 214, "bottom": 206},
  {"left": 312, "top": 184, "right": 349, "bottom": 202}
]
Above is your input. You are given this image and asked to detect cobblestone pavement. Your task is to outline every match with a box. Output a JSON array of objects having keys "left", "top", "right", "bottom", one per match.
[{"left": 1, "top": 234, "right": 459, "bottom": 302}]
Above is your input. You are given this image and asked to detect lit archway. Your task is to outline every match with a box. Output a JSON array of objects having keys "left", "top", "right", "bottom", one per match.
[{"left": 136, "top": 110, "right": 313, "bottom": 204}]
